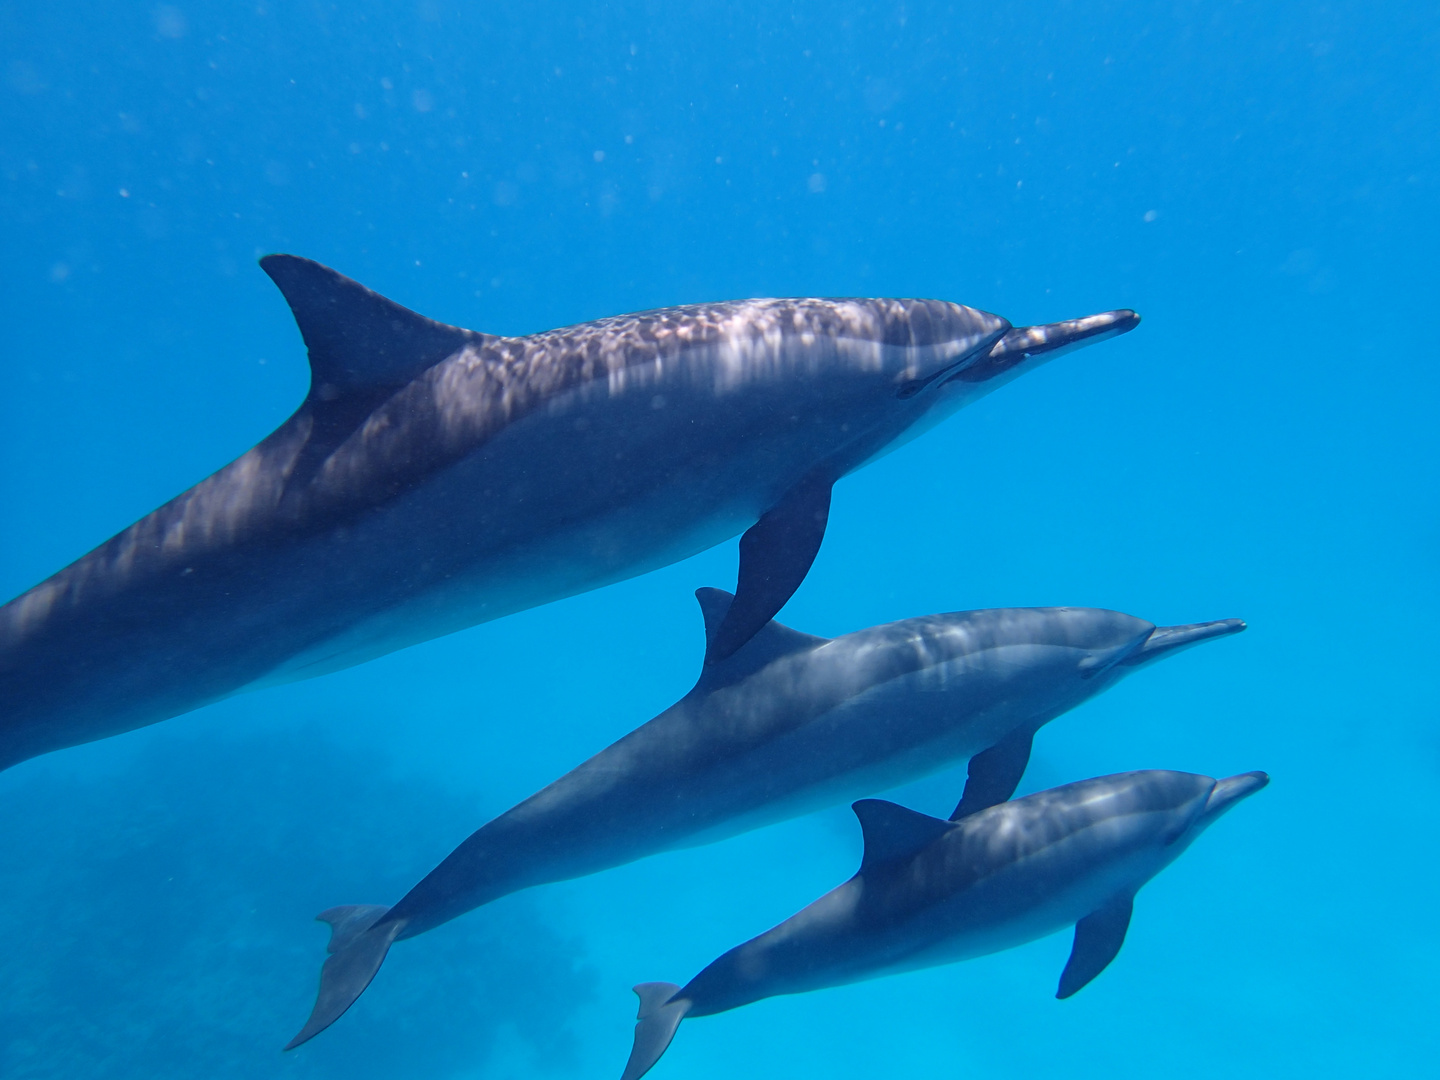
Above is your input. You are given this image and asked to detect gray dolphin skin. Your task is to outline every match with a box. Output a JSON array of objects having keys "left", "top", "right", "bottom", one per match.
[
  {"left": 620, "top": 768, "right": 1269, "bottom": 1080},
  {"left": 0, "top": 256, "right": 1139, "bottom": 769},
  {"left": 284, "top": 589, "right": 1242, "bottom": 1048}
]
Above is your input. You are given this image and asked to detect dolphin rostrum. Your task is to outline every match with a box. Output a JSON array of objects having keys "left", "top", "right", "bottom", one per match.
[
  {"left": 284, "top": 590, "right": 1242, "bottom": 1047},
  {"left": 0, "top": 257, "right": 1138, "bottom": 769},
  {"left": 620, "top": 768, "right": 1269, "bottom": 1080}
]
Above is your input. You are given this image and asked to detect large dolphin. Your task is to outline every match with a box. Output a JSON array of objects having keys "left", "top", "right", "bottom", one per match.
[
  {"left": 284, "top": 590, "right": 1242, "bottom": 1047},
  {"left": 0, "top": 257, "right": 1138, "bottom": 769},
  {"left": 620, "top": 768, "right": 1269, "bottom": 1080}
]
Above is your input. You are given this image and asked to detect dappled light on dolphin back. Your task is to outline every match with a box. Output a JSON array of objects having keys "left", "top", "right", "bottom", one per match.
[{"left": 0, "top": 254, "right": 1139, "bottom": 772}]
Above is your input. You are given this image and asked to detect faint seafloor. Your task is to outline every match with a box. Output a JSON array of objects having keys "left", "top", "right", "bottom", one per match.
[{"left": 0, "top": 730, "right": 596, "bottom": 1079}]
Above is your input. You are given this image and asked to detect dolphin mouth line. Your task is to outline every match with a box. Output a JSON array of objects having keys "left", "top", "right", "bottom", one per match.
[
  {"left": 895, "top": 358, "right": 972, "bottom": 398},
  {"left": 894, "top": 330, "right": 1010, "bottom": 399},
  {"left": 943, "top": 308, "right": 1141, "bottom": 387},
  {"left": 1202, "top": 771, "right": 1271, "bottom": 821},
  {"left": 1122, "top": 618, "right": 1247, "bottom": 666}
]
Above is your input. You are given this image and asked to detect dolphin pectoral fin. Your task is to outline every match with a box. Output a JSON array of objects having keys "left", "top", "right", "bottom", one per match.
[
  {"left": 705, "top": 474, "right": 834, "bottom": 664},
  {"left": 950, "top": 729, "right": 1035, "bottom": 821},
  {"left": 1056, "top": 895, "right": 1134, "bottom": 999},
  {"left": 284, "top": 908, "right": 404, "bottom": 1050},
  {"left": 621, "top": 983, "right": 690, "bottom": 1080}
]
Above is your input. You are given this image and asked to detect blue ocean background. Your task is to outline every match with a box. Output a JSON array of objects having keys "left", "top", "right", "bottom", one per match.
[{"left": 2, "top": 2, "right": 1437, "bottom": 1076}]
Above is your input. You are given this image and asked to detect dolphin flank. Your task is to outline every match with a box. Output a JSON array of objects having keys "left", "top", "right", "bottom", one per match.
[
  {"left": 0, "top": 256, "right": 1139, "bottom": 768},
  {"left": 283, "top": 590, "right": 1241, "bottom": 1048},
  {"left": 620, "top": 768, "right": 1269, "bottom": 1080}
]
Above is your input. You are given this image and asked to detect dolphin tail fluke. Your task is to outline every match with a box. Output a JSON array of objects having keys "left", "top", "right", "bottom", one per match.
[
  {"left": 284, "top": 905, "right": 402, "bottom": 1050},
  {"left": 620, "top": 982, "right": 690, "bottom": 1080}
]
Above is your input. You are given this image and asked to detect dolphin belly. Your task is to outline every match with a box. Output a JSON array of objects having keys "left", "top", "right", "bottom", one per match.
[
  {"left": 646, "top": 651, "right": 1086, "bottom": 852},
  {"left": 255, "top": 369, "right": 841, "bottom": 684},
  {"left": 0, "top": 358, "right": 863, "bottom": 763},
  {"left": 706, "top": 828, "right": 1170, "bottom": 1010}
]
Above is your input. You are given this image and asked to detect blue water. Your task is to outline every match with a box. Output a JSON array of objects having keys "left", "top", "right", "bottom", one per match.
[{"left": 2, "top": 2, "right": 1437, "bottom": 1076}]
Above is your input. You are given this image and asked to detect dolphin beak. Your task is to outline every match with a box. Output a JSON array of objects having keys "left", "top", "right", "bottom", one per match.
[
  {"left": 1120, "top": 618, "right": 1247, "bottom": 667},
  {"left": 947, "top": 308, "right": 1141, "bottom": 385},
  {"left": 1202, "top": 771, "right": 1270, "bottom": 822}
]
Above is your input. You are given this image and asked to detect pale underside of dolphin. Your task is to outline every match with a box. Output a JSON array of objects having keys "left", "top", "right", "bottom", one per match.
[
  {"left": 621, "top": 768, "right": 1269, "bottom": 1080},
  {"left": 0, "top": 256, "right": 1138, "bottom": 768},
  {"left": 283, "top": 590, "right": 1241, "bottom": 1049}
]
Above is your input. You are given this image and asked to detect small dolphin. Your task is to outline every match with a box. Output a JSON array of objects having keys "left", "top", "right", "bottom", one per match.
[
  {"left": 284, "top": 591, "right": 1242, "bottom": 1047},
  {"left": 0, "top": 256, "right": 1138, "bottom": 768},
  {"left": 620, "top": 768, "right": 1269, "bottom": 1080}
]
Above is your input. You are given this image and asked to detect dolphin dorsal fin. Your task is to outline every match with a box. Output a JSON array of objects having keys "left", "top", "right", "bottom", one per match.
[
  {"left": 692, "top": 587, "right": 828, "bottom": 691},
  {"left": 853, "top": 799, "right": 952, "bottom": 874},
  {"left": 261, "top": 254, "right": 490, "bottom": 401}
]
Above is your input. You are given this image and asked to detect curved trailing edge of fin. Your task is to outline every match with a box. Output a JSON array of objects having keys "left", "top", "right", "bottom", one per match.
[
  {"left": 706, "top": 472, "right": 834, "bottom": 664},
  {"left": 691, "top": 587, "right": 828, "bottom": 692},
  {"left": 853, "top": 799, "right": 952, "bottom": 874},
  {"left": 620, "top": 983, "right": 690, "bottom": 1080},
  {"left": 284, "top": 904, "right": 401, "bottom": 1050},
  {"left": 260, "top": 254, "right": 491, "bottom": 400},
  {"left": 950, "top": 728, "right": 1035, "bottom": 820},
  {"left": 1056, "top": 894, "right": 1134, "bottom": 999}
]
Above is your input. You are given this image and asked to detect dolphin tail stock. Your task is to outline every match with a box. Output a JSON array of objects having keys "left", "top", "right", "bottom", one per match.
[
  {"left": 620, "top": 982, "right": 691, "bottom": 1080},
  {"left": 284, "top": 904, "right": 403, "bottom": 1050}
]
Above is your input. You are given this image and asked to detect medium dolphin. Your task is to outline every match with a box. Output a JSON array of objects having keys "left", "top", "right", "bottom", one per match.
[
  {"left": 620, "top": 768, "right": 1269, "bottom": 1080},
  {"left": 284, "top": 590, "right": 1242, "bottom": 1047},
  {"left": 0, "top": 256, "right": 1138, "bottom": 769}
]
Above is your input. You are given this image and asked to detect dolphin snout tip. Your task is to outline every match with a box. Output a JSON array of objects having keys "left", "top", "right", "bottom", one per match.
[
  {"left": 1001, "top": 307, "right": 1141, "bottom": 358},
  {"left": 1217, "top": 770, "right": 1270, "bottom": 801},
  {"left": 1109, "top": 308, "right": 1141, "bottom": 332},
  {"left": 1200, "top": 770, "right": 1269, "bottom": 823}
]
